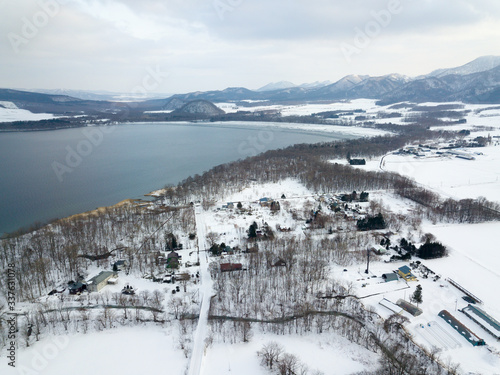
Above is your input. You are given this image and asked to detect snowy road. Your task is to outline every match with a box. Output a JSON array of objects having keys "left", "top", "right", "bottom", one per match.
[{"left": 187, "top": 206, "right": 214, "bottom": 375}]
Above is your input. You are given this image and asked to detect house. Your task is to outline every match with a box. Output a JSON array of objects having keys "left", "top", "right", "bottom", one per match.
[
  {"left": 113, "top": 259, "right": 129, "bottom": 271},
  {"left": 166, "top": 250, "right": 181, "bottom": 269},
  {"left": 86, "top": 271, "right": 117, "bottom": 293},
  {"left": 259, "top": 197, "right": 273, "bottom": 207},
  {"left": 382, "top": 273, "right": 398, "bottom": 282},
  {"left": 222, "top": 246, "right": 234, "bottom": 254},
  {"left": 397, "top": 265, "right": 417, "bottom": 281},
  {"left": 271, "top": 257, "right": 286, "bottom": 267},
  {"left": 220, "top": 263, "right": 243, "bottom": 272},
  {"left": 68, "top": 282, "right": 86, "bottom": 295}
]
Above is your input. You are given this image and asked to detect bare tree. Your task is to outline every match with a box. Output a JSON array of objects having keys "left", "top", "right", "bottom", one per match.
[{"left": 258, "top": 341, "right": 284, "bottom": 371}]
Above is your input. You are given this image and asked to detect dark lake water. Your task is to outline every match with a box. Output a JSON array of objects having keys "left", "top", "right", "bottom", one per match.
[{"left": 0, "top": 122, "right": 355, "bottom": 235}]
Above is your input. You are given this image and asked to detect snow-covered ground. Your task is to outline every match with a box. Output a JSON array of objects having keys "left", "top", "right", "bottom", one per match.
[
  {"left": 204, "top": 332, "right": 379, "bottom": 375},
  {"left": 202, "top": 177, "right": 500, "bottom": 374},
  {"left": 205, "top": 120, "right": 390, "bottom": 138},
  {"left": 215, "top": 99, "right": 381, "bottom": 116},
  {"left": 0, "top": 101, "right": 58, "bottom": 123},
  {"left": 332, "top": 220, "right": 500, "bottom": 374},
  {"left": 381, "top": 145, "right": 500, "bottom": 202},
  {"left": 187, "top": 205, "right": 214, "bottom": 375},
  {"left": 0, "top": 326, "right": 188, "bottom": 375},
  {"left": 216, "top": 99, "right": 500, "bottom": 133}
]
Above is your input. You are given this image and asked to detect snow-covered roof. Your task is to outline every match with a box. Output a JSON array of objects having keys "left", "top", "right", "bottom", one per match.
[{"left": 379, "top": 298, "right": 403, "bottom": 314}]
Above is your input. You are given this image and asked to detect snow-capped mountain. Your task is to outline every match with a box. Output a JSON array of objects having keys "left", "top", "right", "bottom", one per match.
[
  {"left": 257, "top": 81, "right": 297, "bottom": 92},
  {"left": 426, "top": 55, "right": 500, "bottom": 78}
]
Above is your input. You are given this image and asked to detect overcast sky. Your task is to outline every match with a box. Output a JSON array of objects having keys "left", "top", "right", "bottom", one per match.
[{"left": 1, "top": 0, "right": 500, "bottom": 95}]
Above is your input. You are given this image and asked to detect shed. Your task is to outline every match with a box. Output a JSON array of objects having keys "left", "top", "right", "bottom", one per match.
[
  {"left": 382, "top": 273, "right": 398, "bottom": 282},
  {"left": 379, "top": 298, "right": 403, "bottom": 314},
  {"left": 396, "top": 299, "right": 422, "bottom": 316}
]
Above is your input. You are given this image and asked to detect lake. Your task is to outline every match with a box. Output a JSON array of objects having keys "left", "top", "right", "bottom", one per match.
[{"left": 0, "top": 122, "right": 355, "bottom": 235}]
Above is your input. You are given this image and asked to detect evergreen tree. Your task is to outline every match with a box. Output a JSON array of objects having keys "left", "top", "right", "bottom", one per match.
[
  {"left": 418, "top": 241, "right": 446, "bottom": 259},
  {"left": 411, "top": 284, "right": 423, "bottom": 306},
  {"left": 248, "top": 222, "right": 258, "bottom": 239}
]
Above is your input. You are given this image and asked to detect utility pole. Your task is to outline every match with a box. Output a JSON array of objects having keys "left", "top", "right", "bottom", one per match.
[{"left": 365, "top": 248, "right": 370, "bottom": 274}]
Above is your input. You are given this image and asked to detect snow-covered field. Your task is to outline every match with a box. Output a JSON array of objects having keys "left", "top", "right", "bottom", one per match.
[
  {"left": 0, "top": 326, "right": 188, "bottom": 375},
  {"left": 204, "top": 332, "right": 379, "bottom": 375},
  {"left": 216, "top": 99, "right": 500, "bottom": 133},
  {"left": 216, "top": 99, "right": 381, "bottom": 116},
  {"left": 381, "top": 145, "right": 500, "bottom": 202},
  {"left": 0, "top": 101, "right": 58, "bottom": 123},
  {"left": 206, "top": 120, "right": 390, "bottom": 138}
]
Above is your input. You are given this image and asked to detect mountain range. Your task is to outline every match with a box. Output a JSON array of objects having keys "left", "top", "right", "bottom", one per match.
[
  {"left": 2, "top": 56, "right": 500, "bottom": 117},
  {"left": 167, "top": 56, "right": 500, "bottom": 105}
]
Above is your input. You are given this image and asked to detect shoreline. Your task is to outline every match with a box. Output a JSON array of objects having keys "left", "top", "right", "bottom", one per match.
[
  {"left": 0, "top": 118, "right": 391, "bottom": 137},
  {"left": 0, "top": 122, "right": 374, "bottom": 237}
]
